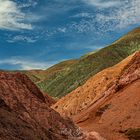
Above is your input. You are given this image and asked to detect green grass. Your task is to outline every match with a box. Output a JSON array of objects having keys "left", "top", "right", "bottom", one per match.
[
  {"left": 26, "top": 26, "right": 140, "bottom": 98},
  {"left": 24, "top": 59, "right": 77, "bottom": 88}
]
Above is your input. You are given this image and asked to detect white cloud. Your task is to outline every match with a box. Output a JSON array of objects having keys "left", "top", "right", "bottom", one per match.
[
  {"left": 69, "top": 0, "right": 140, "bottom": 34},
  {"left": 0, "top": 0, "right": 33, "bottom": 30},
  {"left": 19, "top": 0, "right": 38, "bottom": 8},
  {"left": 84, "top": 0, "right": 120, "bottom": 8},
  {"left": 0, "top": 58, "right": 55, "bottom": 70},
  {"left": 71, "top": 12, "right": 93, "bottom": 18},
  {"left": 96, "top": 0, "right": 140, "bottom": 30},
  {"left": 116, "top": 0, "right": 140, "bottom": 28},
  {"left": 58, "top": 27, "right": 66, "bottom": 33},
  {"left": 7, "top": 35, "right": 37, "bottom": 43}
]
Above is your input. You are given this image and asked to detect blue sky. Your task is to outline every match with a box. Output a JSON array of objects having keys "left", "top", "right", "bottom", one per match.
[{"left": 0, "top": 0, "right": 140, "bottom": 70}]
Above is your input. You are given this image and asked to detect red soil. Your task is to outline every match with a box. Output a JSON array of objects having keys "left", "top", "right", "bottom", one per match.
[
  {"left": 75, "top": 51, "right": 140, "bottom": 140},
  {"left": 78, "top": 80, "right": 140, "bottom": 140}
]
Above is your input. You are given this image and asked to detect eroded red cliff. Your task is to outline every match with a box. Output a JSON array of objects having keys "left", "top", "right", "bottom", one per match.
[{"left": 0, "top": 72, "right": 82, "bottom": 140}]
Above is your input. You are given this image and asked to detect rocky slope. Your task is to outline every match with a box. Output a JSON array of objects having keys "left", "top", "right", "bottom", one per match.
[
  {"left": 0, "top": 72, "right": 107, "bottom": 140},
  {"left": 78, "top": 80, "right": 140, "bottom": 140},
  {"left": 0, "top": 72, "right": 79, "bottom": 140},
  {"left": 52, "top": 50, "right": 140, "bottom": 140},
  {"left": 26, "top": 26, "right": 140, "bottom": 98},
  {"left": 52, "top": 53, "right": 135, "bottom": 117},
  {"left": 53, "top": 51, "right": 140, "bottom": 140},
  {"left": 75, "top": 50, "right": 140, "bottom": 140}
]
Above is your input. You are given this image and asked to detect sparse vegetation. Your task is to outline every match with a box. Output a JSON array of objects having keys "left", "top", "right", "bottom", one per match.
[{"left": 26, "top": 27, "right": 140, "bottom": 98}]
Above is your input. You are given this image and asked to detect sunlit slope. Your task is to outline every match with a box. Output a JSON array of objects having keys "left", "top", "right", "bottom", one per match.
[
  {"left": 52, "top": 53, "right": 135, "bottom": 117},
  {"left": 24, "top": 59, "right": 77, "bottom": 82},
  {"left": 36, "top": 26, "right": 140, "bottom": 97},
  {"left": 75, "top": 50, "right": 140, "bottom": 140}
]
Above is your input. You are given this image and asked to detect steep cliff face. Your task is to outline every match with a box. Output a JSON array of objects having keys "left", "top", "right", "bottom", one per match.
[{"left": 0, "top": 72, "right": 82, "bottom": 140}]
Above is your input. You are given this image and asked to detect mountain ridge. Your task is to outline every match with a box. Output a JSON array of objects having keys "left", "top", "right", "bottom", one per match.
[
  {"left": 25, "top": 26, "right": 140, "bottom": 98},
  {"left": 52, "top": 52, "right": 136, "bottom": 117},
  {"left": 76, "top": 50, "right": 140, "bottom": 140}
]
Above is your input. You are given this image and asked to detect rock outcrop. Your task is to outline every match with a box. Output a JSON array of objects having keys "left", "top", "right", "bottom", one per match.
[
  {"left": 0, "top": 72, "right": 106, "bottom": 140},
  {"left": 0, "top": 72, "right": 82, "bottom": 140}
]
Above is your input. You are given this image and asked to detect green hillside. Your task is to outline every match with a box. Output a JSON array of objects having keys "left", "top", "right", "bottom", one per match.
[
  {"left": 24, "top": 59, "right": 77, "bottom": 85},
  {"left": 27, "top": 26, "right": 140, "bottom": 98}
]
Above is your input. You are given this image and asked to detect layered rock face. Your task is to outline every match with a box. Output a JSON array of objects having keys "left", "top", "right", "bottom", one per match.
[{"left": 0, "top": 72, "right": 83, "bottom": 140}]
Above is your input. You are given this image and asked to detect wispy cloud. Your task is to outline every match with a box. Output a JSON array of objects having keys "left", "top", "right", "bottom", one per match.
[
  {"left": 71, "top": 12, "right": 93, "bottom": 18},
  {"left": 116, "top": 0, "right": 140, "bottom": 28},
  {"left": 96, "top": 0, "right": 140, "bottom": 30},
  {"left": 68, "top": 0, "right": 140, "bottom": 34},
  {"left": 7, "top": 35, "right": 38, "bottom": 43},
  {"left": 57, "top": 27, "right": 67, "bottom": 33},
  {"left": 0, "top": 57, "right": 55, "bottom": 70},
  {"left": 0, "top": 0, "right": 33, "bottom": 30},
  {"left": 86, "top": 45, "right": 103, "bottom": 50},
  {"left": 18, "top": 0, "right": 38, "bottom": 8},
  {"left": 83, "top": 0, "right": 120, "bottom": 8}
]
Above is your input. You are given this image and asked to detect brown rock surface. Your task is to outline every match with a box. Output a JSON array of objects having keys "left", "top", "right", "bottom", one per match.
[{"left": 0, "top": 72, "right": 83, "bottom": 140}]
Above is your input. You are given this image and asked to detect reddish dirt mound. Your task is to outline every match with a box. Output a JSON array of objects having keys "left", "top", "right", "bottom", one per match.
[
  {"left": 52, "top": 53, "right": 134, "bottom": 118},
  {"left": 75, "top": 51, "right": 140, "bottom": 140},
  {"left": 0, "top": 72, "right": 82, "bottom": 140}
]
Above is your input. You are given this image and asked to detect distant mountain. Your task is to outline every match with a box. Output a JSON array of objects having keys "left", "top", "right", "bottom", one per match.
[
  {"left": 23, "top": 59, "right": 77, "bottom": 83},
  {"left": 26, "top": 26, "right": 140, "bottom": 98},
  {"left": 53, "top": 50, "right": 140, "bottom": 140}
]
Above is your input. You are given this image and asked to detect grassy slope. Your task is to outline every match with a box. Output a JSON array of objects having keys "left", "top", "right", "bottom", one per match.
[
  {"left": 28, "top": 26, "right": 140, "bottom": 98},
  {"left": 24, "top": 59, "right": 77, "bottom": 86}
]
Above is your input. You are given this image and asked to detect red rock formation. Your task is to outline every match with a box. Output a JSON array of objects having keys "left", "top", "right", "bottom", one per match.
[
  {"left": 76, "top": 51, "right": 140, "bottom": 140},
  {"left": 52, "top": 53, "right": 134, "bottom": 118},
  {"left": 51, "top": 51, "right": 140, "bottom": 140},
  {"left": 0, "top": 72, "right": 83, "bottom": 140},
  {"left": 0, "top": 72, "right": 106, "bottom": 140}
]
